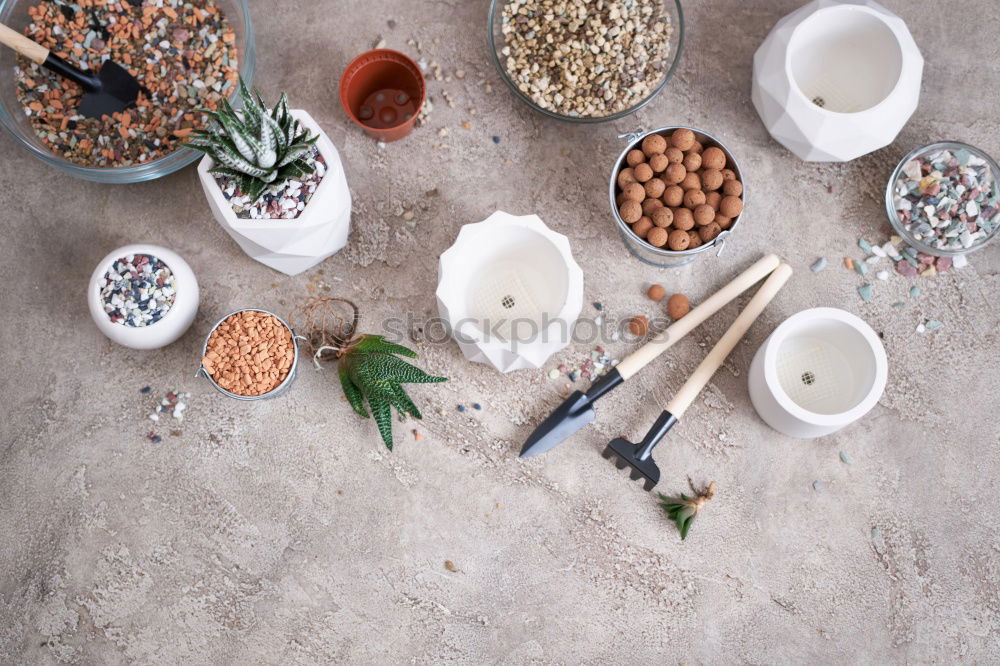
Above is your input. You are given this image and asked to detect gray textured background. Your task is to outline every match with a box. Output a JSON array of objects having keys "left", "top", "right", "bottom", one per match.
[{"left": 1, "top": 0, "right": 998, "bottom": 663}]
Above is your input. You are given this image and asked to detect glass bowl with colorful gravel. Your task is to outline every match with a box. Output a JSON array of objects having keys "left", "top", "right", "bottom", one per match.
[
  {"left": 886, "top": 141, "right": 1000, "bottom": 256},
  {"left": 0, "top": 0, "right": 254, "bottom": 183}
]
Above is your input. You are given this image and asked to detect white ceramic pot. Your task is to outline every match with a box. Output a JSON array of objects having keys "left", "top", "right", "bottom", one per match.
[
  {"left": 436, "top": 211, "right": 584, "bottom": 373},
  {"left": 751, "top": 0, "right": 923, "bottom": 162},
  {"left": 87, "top": 243, "right": 199, "bottom": 350},
  {"left": 748, "top": 307, "right": 888, "bottom": 438},
  {"left": 197, "top": 109, "right": 352, "bottom": 276}
]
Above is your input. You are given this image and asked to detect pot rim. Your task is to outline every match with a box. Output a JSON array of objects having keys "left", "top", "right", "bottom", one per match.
[{"left": 608, "top": 125, "right": 747, "bottom": 260}]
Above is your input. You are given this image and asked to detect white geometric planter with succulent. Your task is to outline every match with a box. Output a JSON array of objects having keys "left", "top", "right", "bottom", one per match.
[
  {"left": 436, "top": 211, "right": 584, "bottom": 373},
  {"left": 193, "top": 82, "right": 351, "bottom": 276},
  {"left": 751, "top": 0, "right": 923, "bottom": 162}
]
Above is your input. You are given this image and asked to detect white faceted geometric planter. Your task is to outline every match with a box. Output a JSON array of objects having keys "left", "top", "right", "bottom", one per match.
[
  {"left": 752, "top": 0, "right": 923, "bottom": 162},
  {"left": 436, "top": 211, "right": 583, "bottom": 373},
  {"left": 197, "top": 109, "right": 352, "bottom": 276}
]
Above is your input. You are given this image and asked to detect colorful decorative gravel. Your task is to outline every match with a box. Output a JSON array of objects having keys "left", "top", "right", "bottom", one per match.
[
  {"left": 215, "top": 147, "right": 326, "bottom": 219},
  {"left": 892, "top": 147, "right": 1000, "bottom": 251},
  {"left": 100, "top": 254, "right": 176, "bottom": 327},
  {"left": 15, "top": 0, "right": 239, "bottom": 168}
]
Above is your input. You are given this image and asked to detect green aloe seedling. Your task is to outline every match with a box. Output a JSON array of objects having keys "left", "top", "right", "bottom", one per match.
[
  {"left": 185, "top": 77, "right": 318, "bottom": 202},
  {"left": 338, "top": 335, "right": 447, "bottom": 450},
  {"left": 658, "top": 480, "right": 716, "bottom": 540}
]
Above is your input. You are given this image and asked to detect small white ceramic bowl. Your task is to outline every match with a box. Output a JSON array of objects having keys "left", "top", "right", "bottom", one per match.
[
  {"left": 87, "top": 243, "right": 199, "bottom": 350},
  {"left": 748, "top": 307, "right": 887, "bottom": 438}
]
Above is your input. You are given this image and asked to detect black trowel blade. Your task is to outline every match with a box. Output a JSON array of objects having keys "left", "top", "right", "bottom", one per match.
[
  {"left": 78, "top": 61, "right": 142, "bottom": 118},
  {"left": 519, "top": 390, "right": 596, "bottom": 457}
]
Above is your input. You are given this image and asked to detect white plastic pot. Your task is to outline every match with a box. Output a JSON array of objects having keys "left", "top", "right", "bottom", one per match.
[
  {"left": 436, "top": 211, "right": 584, "bottom": 373},
  {"left": 87, "top": 243, "right": 199, "bottom": 350},
  {"left": 748, "top": 307, "right": 887, "bottom": 439},
  {"left": 751, "top": 0, "right": 923, "bottom": 162},
  {"left": 197, "top": 109, "right": 352, "bottom": 276}
]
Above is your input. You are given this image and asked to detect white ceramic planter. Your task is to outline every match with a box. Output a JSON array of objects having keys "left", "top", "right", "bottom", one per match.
[
  {"left": 436, "top": 211, "right": 583, "bottom": 373},
  {"left": 751, "top": 0, "right": 923, "bottom": 162},
  {"left": 748, "top": 307, "right": 887, "bottom": 438},
  {"left": 197, "top": 109, "right": 352, "bottom": 276},
  {"left": 87, "top": 243, "right": 199, "bottom": 350}
]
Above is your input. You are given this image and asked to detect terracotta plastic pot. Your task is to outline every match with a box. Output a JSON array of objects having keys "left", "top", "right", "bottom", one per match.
[{"left": 340, "top": 49, "right": 425, "bottom": 142}]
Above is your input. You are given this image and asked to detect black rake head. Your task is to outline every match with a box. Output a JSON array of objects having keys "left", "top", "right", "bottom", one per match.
[
  {"left": 600, "top": 410, "right": 678, "bottom": 492},
  {"left": 602, "top": 438, "right": 661, "bottom": 492}
]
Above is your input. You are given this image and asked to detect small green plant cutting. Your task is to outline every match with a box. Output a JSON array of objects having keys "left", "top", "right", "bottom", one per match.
[
  {"left": 185, "top": 77, "right": 317, "bottom": 201},
  {"left": 292, "top": 297, "right": 447, "bottom": 450},
  {"left": 658, "top": 479, "right": 716, "bottom": 540}
]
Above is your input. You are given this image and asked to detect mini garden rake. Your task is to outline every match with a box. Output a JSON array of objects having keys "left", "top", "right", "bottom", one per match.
[{"left": 603, "top": 263, "right": 793, "bottom": 491}]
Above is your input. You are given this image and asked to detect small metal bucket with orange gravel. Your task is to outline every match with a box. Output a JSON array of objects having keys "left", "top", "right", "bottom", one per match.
[{"left": 197, "top": 308, "right": 304, "bottom": 401}]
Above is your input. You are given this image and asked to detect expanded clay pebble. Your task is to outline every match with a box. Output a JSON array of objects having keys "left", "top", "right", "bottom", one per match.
[
  {"left": 647, "top": 227, "right": 668, "bottom": 247},
  {"left": 668, "top": 229, "right": 690, "bottom": 251},
  {"left": 629, "top": 315, "right": 649, "bottom": 336},
  {"left": 619, "top": 200, "right": 642, "bottom": 223},
  {"left": 667, "top": 293, "right": 689, "bottom": 319},
  {"left": 100, "top": 254, "right": 176, "bottom": 327},
  {"left": 651, "top": 207, "right": 673, "bottom": 228},
  {"left": 641, "top": 198, "right": 663, "bottom": 217},
  {"left": 642, "top": 133, "right": 667, "bottom": 156},
  {"left": 623, "top": 182, "right": 646, "bottom": 202},
  {"left": 670, "top": 128, "right": 695, "bottom": 150},
  {"left": 202, "top": 310, "right": 294, "bottom": 397},
  {"left": 633, "top": 217, "right": 653, "bottom": 238},
  {"left": 698, "top": 221, "right": 722, "bottom": 243},
  {"left": 647, "top": 284, "right": 666, "bottom": 301},
  {"left": 672, "top": 207, "right": 694, "bottom": 230},
  {"left": 16, "top": 0, "right": 239, "bottom": 168}
]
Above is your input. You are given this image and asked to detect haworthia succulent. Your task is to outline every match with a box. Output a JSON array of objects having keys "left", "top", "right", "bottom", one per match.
[{"left": 184, "top": 76, "right": 319, "bottom": 202}]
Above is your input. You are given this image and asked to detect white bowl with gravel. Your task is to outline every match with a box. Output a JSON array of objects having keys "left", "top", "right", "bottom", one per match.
[{"left": 87, "top": 244, "right": 199, "bottom": 350}]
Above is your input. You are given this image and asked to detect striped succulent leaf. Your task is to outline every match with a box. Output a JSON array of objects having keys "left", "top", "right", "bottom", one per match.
[
  {"left": 185, "top": 77, "right": 319, "bottom": 202},
  {"left": 337, "top": 335, "right": 447, "bottom": 450}
]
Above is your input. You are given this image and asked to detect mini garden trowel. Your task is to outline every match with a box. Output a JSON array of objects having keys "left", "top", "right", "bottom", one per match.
[
  {"left": 0, "top": 22, "right": 142, "bottom": 118},
  {"left": 602, "top": 263, "right": 792, "bottom": 491},
  {"left": 520, "top": 253, "right": 781, "bottom": 458}
]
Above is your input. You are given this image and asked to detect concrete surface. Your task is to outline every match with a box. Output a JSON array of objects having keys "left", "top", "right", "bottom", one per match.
[{"left": 1, "top": 0, "right": 998, "bottom": 663}]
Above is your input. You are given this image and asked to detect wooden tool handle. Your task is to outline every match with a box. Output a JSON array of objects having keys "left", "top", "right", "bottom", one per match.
[
  {"left": 665, "top": 263, "right": 792, "bottom": 417},
  {"left": 0, "top": 23, "right": 48, "bottom": 64},
  {"left": 616, "top": 254, "right": 781, "bottom": 380}
]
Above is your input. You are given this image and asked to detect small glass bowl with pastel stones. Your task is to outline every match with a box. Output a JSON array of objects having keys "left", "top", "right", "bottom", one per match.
[{"left": 886, "top": 141, "right": 1000, "bottom": 256}]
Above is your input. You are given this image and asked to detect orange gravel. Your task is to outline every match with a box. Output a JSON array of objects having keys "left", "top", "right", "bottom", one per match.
[{"left": 202, "top": 310, "right": 294, "bottom": 397}]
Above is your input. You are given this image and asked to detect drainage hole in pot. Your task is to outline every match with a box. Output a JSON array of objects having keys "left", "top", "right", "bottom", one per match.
[
  {"left": 801, "top": 370, "right": 816, "bottom": 386},
  {"left": 501, "top": 295, "right": 515, "bottom": 309}
]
